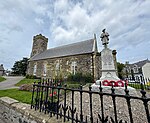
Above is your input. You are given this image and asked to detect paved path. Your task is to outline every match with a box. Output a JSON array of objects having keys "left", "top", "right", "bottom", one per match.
[{"left": 0, "top": 76, "right": 24, "bottom": 90}]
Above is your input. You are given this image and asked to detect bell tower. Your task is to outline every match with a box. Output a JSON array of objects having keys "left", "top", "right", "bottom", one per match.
[{"left": 30, "top": 34, "right": 48, "bottom": 57}]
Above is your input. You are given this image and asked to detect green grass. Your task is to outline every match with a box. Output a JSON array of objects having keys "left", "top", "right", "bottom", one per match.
[
  {"left": 0, "top": 76, "right": 6, "bottom": 82},
  {"left": 15, "top": 78, "right": 40, "bottom": 86},
  {"left": 128, "top": 83, "right": 150, "bottom": 90},
  {"left": 0, "top": 89, "right": 32, "bottom": 104}
]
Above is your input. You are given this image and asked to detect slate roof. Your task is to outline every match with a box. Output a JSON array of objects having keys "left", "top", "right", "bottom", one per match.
[
  {"left": 131, "top": 59, "right": 150, "bottom": 68},
  {"left": 30, "top": 39, "right": 96, "bottom": 61}
]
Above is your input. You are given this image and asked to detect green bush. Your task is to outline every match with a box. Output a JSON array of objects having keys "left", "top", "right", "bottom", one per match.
[
  {"left": 67, "top": 84, "right": 80, "bottom": 89},
  {"left": 26, "top": 74, "right": 41, "bottom": 79},
  {"left": 67, "top": 72, "right": 93, "bottom": 85}
]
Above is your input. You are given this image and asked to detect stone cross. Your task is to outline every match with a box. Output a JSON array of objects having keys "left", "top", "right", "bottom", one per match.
[{"left": 100, "top": 29, "right": 109, "bottom": 48}]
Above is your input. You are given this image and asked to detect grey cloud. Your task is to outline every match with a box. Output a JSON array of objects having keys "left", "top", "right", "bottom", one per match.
[{"left": 0, "top": 0, "right": 150, "bottom": 70}]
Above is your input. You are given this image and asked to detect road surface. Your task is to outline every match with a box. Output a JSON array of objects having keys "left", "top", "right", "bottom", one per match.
[{"left": 0, "top": 76, "right": 24, "bottom": 90}]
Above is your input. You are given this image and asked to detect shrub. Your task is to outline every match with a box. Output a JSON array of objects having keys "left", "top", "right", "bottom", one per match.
[
  {"left": 26, "top": 74, "right": 41, "bottom": 79},
  {"left": 19, "top": 84, "right": 33, "bottom": 91},
  {"left": 67, "top": 84, "right": 80, "bottom": 89},
  {"left": 67, "top": 72, "right": 93, "bottom": 84}
]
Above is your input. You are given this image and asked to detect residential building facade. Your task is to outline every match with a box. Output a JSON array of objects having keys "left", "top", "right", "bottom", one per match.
[{"left": 123, "top": 59, "right": 150, "bottom": 80}]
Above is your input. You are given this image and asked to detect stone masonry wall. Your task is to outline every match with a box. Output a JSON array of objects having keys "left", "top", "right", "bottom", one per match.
[
  {"left": 0, "top": 97, "right": 61, "bottom": 123},
  {"left": 28, "top": 53, "right": 99, "bottom": 79}
]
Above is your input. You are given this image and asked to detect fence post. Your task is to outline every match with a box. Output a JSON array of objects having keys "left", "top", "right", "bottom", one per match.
[
  {"left": 31, "top": 82, "right": 36, "bottom": 109},
  {"left": 39, "top": 82, "right": 44, "bottom": 112},
  {"left": 63, "top": 84, "right": 68, "bottom": 122},
  {"left": 140, "top": 84, "right": 150, "bottom": 123},
  {"left": 80, "top": 85, "right": 83, "bottom": 122},
  {"left": 111, "top": 85, "right": 118, "bottom": 123},
  {"left": 89, "top": 86, "right": 93, "bottom": 123},
  {"left": 44, "top": 83, "right": 49, "bottom": 114},
  {"left": 124, "top": 83, "right": 133, "bottom": 123},
  {"left": 98, "top": 81, "right": 105, "bottom": 122}
]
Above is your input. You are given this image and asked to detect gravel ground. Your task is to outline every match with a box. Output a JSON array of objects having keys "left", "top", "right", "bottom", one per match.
[{"left": 59, "top": 86, "right": 150, "bottom": 123}]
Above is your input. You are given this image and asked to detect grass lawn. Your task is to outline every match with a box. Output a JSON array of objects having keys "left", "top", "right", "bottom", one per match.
[
  {"left": 15, "top": 78, "right": 40, "bottom": 86},
  {"left": 0, "top": 89, "right": 32, "bottom": 104},
  {"left": 128, "top": 83, "right": 150, "bottom": 90},
  {"left": 0, "top": 78, "right": 90, "bottom": 104},
  {"left": 0, "top": 76, "right": 6, "bottom": 82}
]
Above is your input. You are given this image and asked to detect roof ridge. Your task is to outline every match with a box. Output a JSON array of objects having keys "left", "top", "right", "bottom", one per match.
[
  {"left": 47, "top": 38, "right": 94, "bottom": 51},
  {"left": 132, "top": 59, "right": 150, "bottom": 65}
]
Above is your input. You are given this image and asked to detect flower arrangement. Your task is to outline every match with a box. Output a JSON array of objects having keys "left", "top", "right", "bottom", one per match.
[
  {"left": 49, "top": 91, "right": 58, "bottom": 103},
  {"left": 102, "top": 80, "right": 125, "bottom": 87}
]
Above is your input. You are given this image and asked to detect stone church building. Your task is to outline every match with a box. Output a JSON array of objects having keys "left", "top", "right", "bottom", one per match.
[{"left": 27, "top": 34, "right": 117, "bottom": 80}]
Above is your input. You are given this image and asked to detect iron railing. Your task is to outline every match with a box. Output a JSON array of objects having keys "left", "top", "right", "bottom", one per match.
[{"left": 31, "top": 79, "right": 150, "bottom": 123}]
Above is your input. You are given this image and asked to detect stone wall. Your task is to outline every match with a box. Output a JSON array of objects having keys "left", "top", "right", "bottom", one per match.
[
  {"left": 0, "top": 97, "right": 61, "bottom": 123},
  {"left": 30, "top": 34, "right": 48, "bottom": 57},
  {"left": 27, "top": 53, "right": 100, "bottom": 79},
  {"left": 27, "top": 51, "right": 117, "bottom": 80}
]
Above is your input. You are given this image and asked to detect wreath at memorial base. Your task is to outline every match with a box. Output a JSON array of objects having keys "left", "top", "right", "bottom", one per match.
[{"left": 102, "top": 80, "right": 126, "bottom": 87}]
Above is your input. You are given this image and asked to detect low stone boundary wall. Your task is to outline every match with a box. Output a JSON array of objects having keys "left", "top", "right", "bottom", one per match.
[{"left": 0, "top": 97, "right": 60, "bottom": 123}]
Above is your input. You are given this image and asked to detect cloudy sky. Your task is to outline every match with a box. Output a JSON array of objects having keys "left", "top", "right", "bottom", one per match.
[{"left": 0, "top": 0, "right": 150, "bottom": 70}]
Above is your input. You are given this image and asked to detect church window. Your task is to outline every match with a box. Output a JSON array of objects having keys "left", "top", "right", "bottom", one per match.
[
  {"left": 66, "top": 61, "right": 69, "bottom": 65},
  {"left": 71, "top": 61, "right": 77, "bottom": 75},
  {"left": 56, "top": 62, "right": 60, "bottom": 71},
  {"left": 55, "top": 62, "right": 60, "bottom": 76},
  {"left": 43, "top": 63, "right": 47, "bottom": 76},
  {"left": 33, "top": 64, "right": 37, "bottom": 75}
]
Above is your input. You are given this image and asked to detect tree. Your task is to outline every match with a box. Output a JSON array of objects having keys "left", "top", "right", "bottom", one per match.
[
  {"left": 117, "top": 62, "right": 125, "bottom": 79},
  {"left": 11, "top": 57, "right": 29, "bottom": 76}
]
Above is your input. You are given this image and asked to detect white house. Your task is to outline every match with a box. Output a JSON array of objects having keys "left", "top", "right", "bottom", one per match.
[{"left": 142, "top": 63, "right": 150, "bottom": 79}]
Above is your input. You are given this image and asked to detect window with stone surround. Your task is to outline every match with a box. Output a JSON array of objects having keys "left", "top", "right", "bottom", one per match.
[
  {"left": 33, "top": 64, "right": 37, "bottom": 75},
  {"left": 55, "top": 62, "right": 60, "bottom": 76},
  {"left": 71, "top": 61, "right": 77, "bottom": 75},
  {"left": 43, "top": 63, "right": 47, "bottom": 76}
]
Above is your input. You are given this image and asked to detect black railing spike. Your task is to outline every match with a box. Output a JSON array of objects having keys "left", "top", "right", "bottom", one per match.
[
  {"left": 97, "top": 119, "right": 98, "bottom": 123},
  {"left": 111, "top": 84, "right": 115, "bottom": 94},
  {"left": 119, "top": 119, "right": 123, "bottom": 123},
  {"left": 140, "top": 83, "right": 144, "bottom": 90},
  {"left": 89, "top": 86, "right": 92, "bottom": 91},
  {"left": 76, "top": 113, "right": 78, "bottom": 123},
  {"left": 80, "top": 84, "right": 83, "bottom": 89},
  {"left": 98, "top": 114, "right": 102, "bottom": 121},
  {"left": 125, "top": 80, "right": 127, "bottom": 90},
  {"left": 60, "top": 109, "right": 62, "bottom": 118},
  {"left": 104, "top": 116, "right": 109, "bottom": 122},
  {"left": 31, "top": 83, "right": 35, "bottom": 109},
  {"left": 67, "top": 110, "right": 70, "bottom": 121},
  {"left": 110, "top": 117, "right": 115, "bottom": 123},
  {"left": 86, "top": 115, "right": 88, "bottom": 123}
]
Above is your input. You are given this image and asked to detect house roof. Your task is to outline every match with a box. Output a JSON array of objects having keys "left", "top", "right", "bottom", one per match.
[
  {"left": 0, "top": 64, "right": 4, "bottom": 71},
  {"left": 30, "top": 38, "right": 97, "bottom": 61},
  {"left": 131, "top": 59, "right": 150, "bottom": 68}
]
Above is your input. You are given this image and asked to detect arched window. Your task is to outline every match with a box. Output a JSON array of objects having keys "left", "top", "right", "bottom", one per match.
[
  {"left": 33, "top": 64, "right": 37, "bottom": 75},
  {"left": 71, "top": 61, "right": 77, "bottom": 75},
  {"left": 55, "top": 62, "right": 60, "bottom": 76},
  {"left": 43, "top": 63, "right": 47, "bottom": 76}
]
